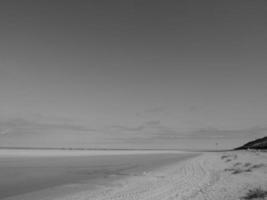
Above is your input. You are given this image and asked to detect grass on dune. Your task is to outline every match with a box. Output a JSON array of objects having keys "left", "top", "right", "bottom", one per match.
[{"left": 241, "top": 187, "right": 267, "bottom": 200}]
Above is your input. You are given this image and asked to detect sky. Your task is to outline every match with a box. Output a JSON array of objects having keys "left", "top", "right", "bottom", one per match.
[{"left": 0, "top": 0, "right": 267, "bottom": 149}]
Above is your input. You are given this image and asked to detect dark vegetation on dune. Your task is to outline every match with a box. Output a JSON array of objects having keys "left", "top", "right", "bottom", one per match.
[
  {"left": 241, "top": 187, "right": 267, "bottom": 200},
  {"left": 235, "top": 136, "right": 267, "bottom": 150}
]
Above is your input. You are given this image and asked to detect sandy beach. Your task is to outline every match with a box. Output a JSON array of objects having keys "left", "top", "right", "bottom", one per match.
[{"left": 1, "top": 150, "right": 266, "bottom": 200}]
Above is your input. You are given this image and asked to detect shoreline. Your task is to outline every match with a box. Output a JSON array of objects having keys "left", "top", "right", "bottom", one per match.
[
  {"left": 0, "top": 149, "right": 191, "bottom": 157},
  {"left": 0, "top": 150, "right": 198, "bottom": 200}
]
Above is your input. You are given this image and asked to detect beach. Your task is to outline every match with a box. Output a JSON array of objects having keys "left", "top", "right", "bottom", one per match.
[{"left": 1, "top": 149, "right": 266, "bottom": 200}]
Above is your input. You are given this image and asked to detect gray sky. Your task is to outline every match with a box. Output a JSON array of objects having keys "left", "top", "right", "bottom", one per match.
[{"left": 0, "top": 0, "right": 267, "bottom": 149}]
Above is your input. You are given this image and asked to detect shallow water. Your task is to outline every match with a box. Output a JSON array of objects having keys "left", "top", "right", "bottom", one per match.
[{"left": 0, "top": 150, "right": 196, "bottom": 199}]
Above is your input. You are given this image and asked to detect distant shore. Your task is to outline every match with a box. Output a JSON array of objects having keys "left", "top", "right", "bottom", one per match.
[{"left": 0, "top": 146, "right": 230, "bottom": 153}]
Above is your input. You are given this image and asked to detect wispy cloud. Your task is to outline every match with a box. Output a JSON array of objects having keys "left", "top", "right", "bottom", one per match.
[
  {"left": 0, "top": 128, "right": 9, "bottom": 135},
  {"left": 143, "top": 107, "right": 166, "bottom": 113},
  {"left": 109, "top": 120, "right": 267, "bottom": 145},
  {"left": 108, "top": 120, "right": 163, "bottom": 133},
  {"left": 145, "top": 120, "right": 161, "bottom": 126},
  {"left": 0, "top": 118, "right": 95, "bottom": 135},
  {"left": 136, "top": 106, "right": 168, "bottom": 117},
  {"left": 109, "top": 125, "right": 145, "bottom": 132},
  {"left": 188, "top": 126, "right": 267, "bottom": 139},
  {"left": 106, "top": 120, "right": 180, "bottom": 137}
]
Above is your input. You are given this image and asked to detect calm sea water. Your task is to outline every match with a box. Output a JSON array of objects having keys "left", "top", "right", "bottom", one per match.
[{"left": 0, "top": 150, "right": 197, "bottom": 199}]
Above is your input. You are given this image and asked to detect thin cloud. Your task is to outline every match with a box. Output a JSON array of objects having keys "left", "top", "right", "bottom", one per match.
[
  {"left": 0, "top": 118, "right": 95, "bottom": 134},
  {"left": 115, "top": 123, "right": 267, "bottom": 145},
  {"left": 109, "top": 120, "right": 163, "bottom": 132},
  {"left": 0, "top": 128, "right": 9, "bottom": 135},
  {"left": 107, "top": 120, "right": 180, "bottom": 138},
  {"left": 145, "top": 120, "right": 161, "bottom": 126},
  {"left": 144, "top": 107, "right": 166, "bottom": 113},
  {"left": 136, "top": 106, "right": 168, "bottom": 117},
  {"left": 109, "top": 125, "right": 145, "bottom": 132},
  {"left": 189, "top": 126, "right": 267, "bottom": 139}
]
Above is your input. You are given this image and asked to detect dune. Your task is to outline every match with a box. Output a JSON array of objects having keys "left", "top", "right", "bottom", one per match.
[
  {"left": 235, "top": 136, "right": 267, "bottom": 150},
  {"left": 1, "top": 149, "right": 266, "bottom": 200}
]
